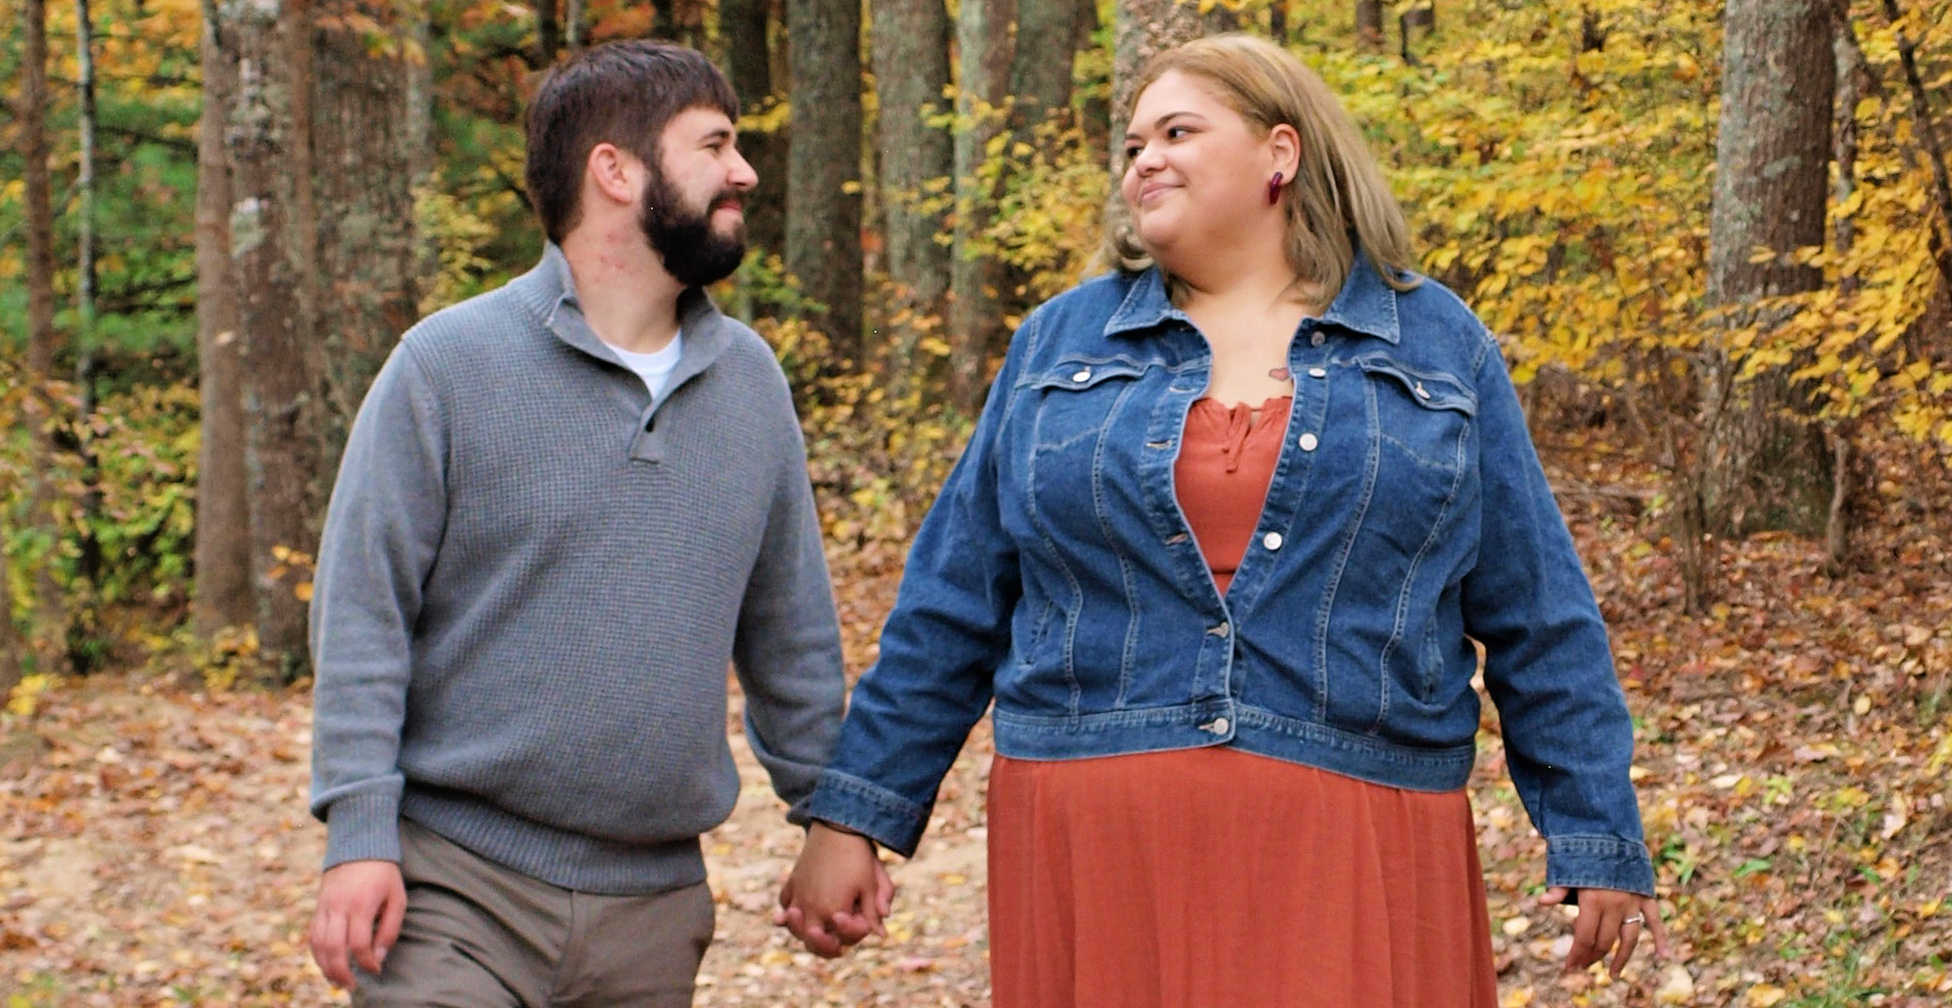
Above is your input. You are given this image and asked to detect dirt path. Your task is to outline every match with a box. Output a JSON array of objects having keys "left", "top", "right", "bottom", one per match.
[{"left": 3, "top": 487, "right": 1949, "bottom": 1006}]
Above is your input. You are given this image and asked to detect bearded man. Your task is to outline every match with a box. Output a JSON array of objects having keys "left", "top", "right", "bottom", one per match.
[{"left": 304, "top": 41, "right": 862, "bottom": 1007}]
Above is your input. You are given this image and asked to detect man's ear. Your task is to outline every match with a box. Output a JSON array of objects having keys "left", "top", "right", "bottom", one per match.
[{"left": 585, "top": 142, "right": 642, "bottom": 208}]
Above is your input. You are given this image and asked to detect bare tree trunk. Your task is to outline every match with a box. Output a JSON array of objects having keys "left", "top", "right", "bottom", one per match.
[
  {"left": 1703, "top": 0, "right": 1836, "bottom": 536},
  {"left": 223, "top": 0, "right": 323, "bottom": 677},
  {"left": 993, "top": 0, "right": 1077, "bottom": 330},
  {"left": 948, "top": 0, "right": 1014, "bottom": 411},
  {"left": 1399, "top": 2, "right": 1434, "bottom": 63},
  {"left": 70, "top": 0, "right": 104, "bottom": 659},
  {"left": 723, "top": 0, "right": 786, "bottom": 255},
  {"left": 1112, "top": 0, "right": 1222, "bottom": 156},
  {"left": 312, "top": 0, "right": 421, "bottom": 482},
  {"left": 1355, "top": 0, "right": 1384, "bottom": 50},
  {"left": 535, "top": 0, "right": 561, "bottom": 66},
  {"left": 1269, "top": 2, "right": 1287, "bottom": 44},
  {"left": 20, "top": 0, "right": 68, "bottom": 675},
  {"left": 870, "top": 0, "right": 954, "bottom": 394},
  {"left": 786, "top": 0, "right": 865, "bottom": 375},
  {"left": 1077, "top": 0, "right": 1108, "bottom": 154},
  {"left": 194, "top": 0, "right": 255, "bottom": 637},
  {"left": 565, "top": 0, "right": 584, "bottom": 51}
]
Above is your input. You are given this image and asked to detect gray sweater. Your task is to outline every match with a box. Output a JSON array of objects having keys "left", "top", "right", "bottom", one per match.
[{"left": 308, "top": 246, "right": 845, "bottom": 895}]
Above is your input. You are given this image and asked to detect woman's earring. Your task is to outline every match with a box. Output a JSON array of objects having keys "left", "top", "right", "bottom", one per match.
[{"left": 1267, "top": 171, "right": 1285, "bottom": 206}]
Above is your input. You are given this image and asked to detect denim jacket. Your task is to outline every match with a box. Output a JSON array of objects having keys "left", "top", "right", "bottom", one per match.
[{"left": 807, "top": 257, "right": 1656, "bottom": 896}]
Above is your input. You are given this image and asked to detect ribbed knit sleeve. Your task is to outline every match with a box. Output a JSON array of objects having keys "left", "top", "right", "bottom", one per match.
[{"left": 308, "top": 339, "right": 448, "bottom": 868}]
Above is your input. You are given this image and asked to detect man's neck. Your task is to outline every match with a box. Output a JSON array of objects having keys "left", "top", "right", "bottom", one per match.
[{"left": 559, "top": 226, "right": 687, "bottom": 355}]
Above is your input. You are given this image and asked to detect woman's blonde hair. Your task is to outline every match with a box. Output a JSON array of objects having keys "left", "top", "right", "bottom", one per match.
[{"left": 1104, "top": 34, "right": 1420, "bottom": 299}]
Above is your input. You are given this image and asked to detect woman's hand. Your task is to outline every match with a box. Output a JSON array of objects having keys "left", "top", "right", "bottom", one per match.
[
  {"left": 776, "top": 822, "right": 895, "bottom": 958},
  {"left": 1542, "top": 886, "right": 1668, "bottom": 978}
]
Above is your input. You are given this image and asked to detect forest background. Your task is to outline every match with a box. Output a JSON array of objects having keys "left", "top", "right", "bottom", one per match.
[{"left": 2, "top": 0, "right": 1951, "bottom": 1005}]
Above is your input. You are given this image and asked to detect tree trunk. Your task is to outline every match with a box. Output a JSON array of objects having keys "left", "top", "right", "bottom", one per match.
[
  {"left": 535, "top": 0, "right": 561, "bottom": 66},
  {"left": 948, "top": 0, "right": 1014, "bottom": 410},
  {"left": 312, "top": 0, "right": 422, "bottom": 483},
  {"left": 870, "top": 0, "right": 954, "bottom": 394},
  {"left": 71, "top": 0, "right": 104, "bottom": 658},
  {"left": 786, "top": 0, "right": 865, "bottom": 376},
  {"left": 993, "top": 0, "right": 1076, "bottom": 331},
  {"left": 1111, "top": 0, "right": 1220, "bottom": 160},
  {"left": 222, "top": 0, "right": 323, "bottom": 677},
  {"left": 723, "top": 0, "right": 786, "bottom": 255},
  {"left": 1355, "top": 0, "right": 1385, "bottom": 50},
  {"left": 19, "top": 0, "right": 68, "bottom": 675},
  {"left": 1077, "top": 0, "right": 1108, "bottom": 155},
  {"left": 194, "top": 0, "right": 254, "bottom": 637},
  {"left": 565, "top": 0, "right": 584, "bottom": 51},
  {"left": 1703, "top": 0, "right": 1836, "bottom": 536}
]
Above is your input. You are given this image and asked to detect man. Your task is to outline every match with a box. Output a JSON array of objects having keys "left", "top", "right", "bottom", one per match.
[{"left": 306, "top": 41, "right": 869, "bottom": 1006}]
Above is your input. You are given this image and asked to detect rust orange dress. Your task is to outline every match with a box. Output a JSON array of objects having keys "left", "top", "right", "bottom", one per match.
[{"left": 986, "top": 396, "right": 1498, "bottom": 1008}]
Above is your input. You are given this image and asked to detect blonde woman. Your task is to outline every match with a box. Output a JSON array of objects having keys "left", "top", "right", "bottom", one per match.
[{"left": 781, "top": 35, "right": 1664, "bottom": 1006}]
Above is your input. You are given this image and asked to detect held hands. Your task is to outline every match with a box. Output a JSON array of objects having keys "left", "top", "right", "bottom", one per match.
[
  {"left": 309, "top": 859, "right": 407, "bottom": 988},
  {"left": 776, "top": 822, "right": 895, "bottom": 957},
  {"left": 1543, "top": 886, "right": 1669, "bottom": 979}
]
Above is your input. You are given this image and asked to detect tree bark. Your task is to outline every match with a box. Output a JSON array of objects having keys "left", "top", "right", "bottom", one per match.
[
  {"left": 311, "top": 0, "right": 421, "bottom": 482},
  {"left": 19, "top": 0, "right": 68, "bottom": 674},
  {"left": 535, "top": 0, "right": 561, "bottom": 66},
  {"left": 194, "top": 0, "right": 255, "bottom": 637},
  {"left": 1111, "top": 0, "right": 1220, "bottom": 161},
  {"left": 71, "top": 0, "right": 104, "bottom": 643},
  {"left": 723, "top": 0, "right": 786, "bottom": 254},
  {"left": 1355, "top": 0, "right": 1385, "bottom": 50},
  {"left": 786, "top": 0, "right": 865, "bottom": 375},
  {"left": 870, "top": 0, "right": 954, "bottom": 392},
  {"left": 222, "top": 0, "right": 324, "bottom": 677},
  {"left": 1703, "top": 0, "right": 1836, "bottom": 536},
  {"left": 948, "top": 0, "right": 1014, "bottom": 410}
]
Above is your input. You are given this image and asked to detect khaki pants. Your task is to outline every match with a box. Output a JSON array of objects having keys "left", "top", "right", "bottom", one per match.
[{"left": 353, "top": 820, "right": 715, "bottom": 1008}]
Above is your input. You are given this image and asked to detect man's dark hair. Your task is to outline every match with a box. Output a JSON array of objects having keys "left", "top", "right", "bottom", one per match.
[{"left": 524, "top": 41, "right": 740, "bottom": 245}]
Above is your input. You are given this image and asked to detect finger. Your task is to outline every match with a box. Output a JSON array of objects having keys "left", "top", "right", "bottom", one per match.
[
  {"left": 375, "top": 882, "right": 407, "bottom": 969},
  {"left": 1540, "top": 886, "right": 1570, "bottom": 907},
  {"left": 874, "top": 862, "right": 895, "bottom": 920},
  {"left": 1610, "top": 913, "right": 1640, "bottom": 978},
  {"left": 830, "top": 910, "right": 873, "bottom": 945},
  {"left": 1565, "top": 901, "right": 1602, "bottom": 973},
  {"left": 777, "top": 876, "right": 795, "bottom": 911},
  {"left": 349, "top": 894, "right": 384, "bottom": 975},
  {"left": 1645, "top": 900, "right": 1671, "bottom": 959},
  {"left": 802, "top": 922, "right": 843, "bottom": 959},
  {"left": 312, "top": 910, "right": 351, "bottom": 988}
]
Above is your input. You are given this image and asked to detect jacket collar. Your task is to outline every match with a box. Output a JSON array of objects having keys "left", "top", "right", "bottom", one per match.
[
  {"left": 509, "top": 242, "right": 735, "bottom": 393},
  {"left": 1102, "top": 251, "right": 1404, "bottom": 345}
]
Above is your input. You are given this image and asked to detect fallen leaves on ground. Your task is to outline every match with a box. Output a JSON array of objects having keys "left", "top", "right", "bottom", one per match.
[{"left": 3, "top": 442, "right": 1949, "bottom": 1007}]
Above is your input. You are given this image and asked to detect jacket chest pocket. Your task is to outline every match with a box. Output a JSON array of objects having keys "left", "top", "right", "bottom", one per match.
[
  {"left": 1357, "top": 356, "right": 1477, "bottom": 472},
  {"left": 1019, "top": 357, "right": 1154, "bottom": 453}
]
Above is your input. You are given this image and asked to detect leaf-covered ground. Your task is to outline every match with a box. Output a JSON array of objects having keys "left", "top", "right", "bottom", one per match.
[{"left": 3, "top": 442, "right": 1949, "bottom": 1007}]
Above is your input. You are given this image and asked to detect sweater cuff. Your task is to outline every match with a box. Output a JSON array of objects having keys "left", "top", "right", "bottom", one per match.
[
  {"left": 1544, "top": 834, "right": 1657, "bottom": 899},
  {"left": 322, "top": 792, "right": 403, "bottom": 869}
]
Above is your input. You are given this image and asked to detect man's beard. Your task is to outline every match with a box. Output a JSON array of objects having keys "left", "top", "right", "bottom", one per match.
[{"left": 640, "top": 168, "right": 747, "bottom": 288}]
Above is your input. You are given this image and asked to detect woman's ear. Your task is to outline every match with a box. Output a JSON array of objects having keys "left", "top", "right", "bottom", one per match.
[{"left": 1268, "top": 123, "right": 1302, "bottom": 181}]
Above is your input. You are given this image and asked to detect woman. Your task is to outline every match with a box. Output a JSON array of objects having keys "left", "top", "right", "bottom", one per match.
[{"left": 780, "top": 34, "right": 1665, "bottom": 1006}]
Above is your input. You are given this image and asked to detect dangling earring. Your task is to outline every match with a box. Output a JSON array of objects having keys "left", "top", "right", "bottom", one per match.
[{"left": 1267, "top": 171, "right": 1285, "bottom": 206}]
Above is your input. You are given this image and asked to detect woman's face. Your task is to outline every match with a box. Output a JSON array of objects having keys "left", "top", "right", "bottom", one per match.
[{"left": 1120, "top": 70, "right": 1278, "bottom": 260}]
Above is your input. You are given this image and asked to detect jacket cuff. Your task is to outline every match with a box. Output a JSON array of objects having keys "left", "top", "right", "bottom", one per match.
[
  {"left": 803, "top": 769, "right": 931, "bottom": 858},
  {"left": 322, "top": 792, "right": 403, "bottom": 869},
  {"left": 1544, "top": 834, "right": 1657, "bottom": 898}
]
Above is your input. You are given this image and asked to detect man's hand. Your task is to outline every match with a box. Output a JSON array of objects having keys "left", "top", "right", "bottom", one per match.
[
  {"left": 775, "top": 822, "right": 894, "bottom": 958},
  {"left": 310, "top": 860, "right": 407, "bottom": 988},
  {"left": 1543, "top": 886, "right": 1669, "bottom": 978}
]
